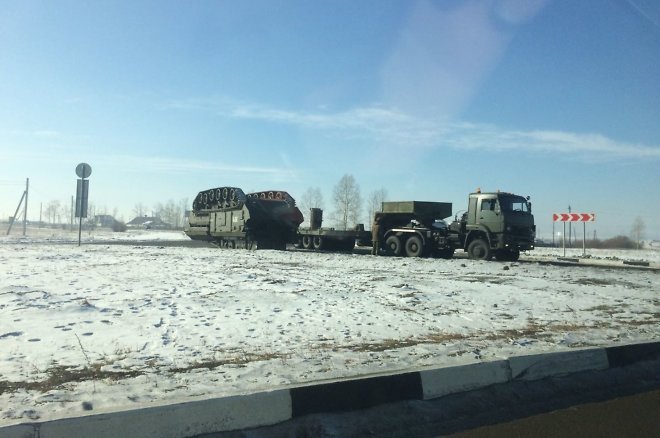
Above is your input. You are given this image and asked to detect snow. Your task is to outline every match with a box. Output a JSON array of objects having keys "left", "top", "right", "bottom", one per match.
[
  {"left": 0, "top": 232, "right": 658, "bottom": 425},
  {"left": 531, "top": 246, "right": 660, "bottom": 264},
  {"left": 2, "top": 227, "right": 190, "bottom": 244}
]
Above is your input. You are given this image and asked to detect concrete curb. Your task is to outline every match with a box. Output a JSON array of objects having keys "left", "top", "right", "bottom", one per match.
[
  {"left": 0, "top": 390, "right": 292, "bottom": 438},
  {"left": 508, "top": 348, "right": 609, "bottom": 381},
  {"left": 420, "top": 359, "right": 510, "bottom": 400},
  {"left": 2, "top": 341, "right": 658, "bottom": 438}
]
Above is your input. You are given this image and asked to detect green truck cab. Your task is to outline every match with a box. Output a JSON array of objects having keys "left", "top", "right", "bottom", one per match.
[{"left": 449, "top": 190, "right": 535, "bottom": 261}]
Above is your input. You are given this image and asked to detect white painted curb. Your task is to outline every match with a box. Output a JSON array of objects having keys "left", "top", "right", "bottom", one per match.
[
  {"left": 420, "top": 359, "right": 510, "bottom": 400},
  {"left": 508, "top": 348, "right": 609, "bottom": 381},
  {"left": 0, "top": 390, "right": 290, "bottom": 438}
]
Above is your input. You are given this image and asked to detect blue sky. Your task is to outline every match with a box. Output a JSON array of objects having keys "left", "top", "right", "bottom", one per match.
[{"left": 1, "top": 0, "right": 659, "bottom": 240}]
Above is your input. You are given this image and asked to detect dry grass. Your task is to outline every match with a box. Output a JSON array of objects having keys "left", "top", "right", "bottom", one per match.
[
  {"left": 0, "top": 364, "right": 143, "bottom": 395},
  {"left": 169, "top": 351, "right": 292, "bottom": 373}
]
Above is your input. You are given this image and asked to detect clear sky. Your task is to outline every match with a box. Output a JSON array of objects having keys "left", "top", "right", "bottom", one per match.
[{"left": 1, "top": 0, "right": 659, "bottom": 240}]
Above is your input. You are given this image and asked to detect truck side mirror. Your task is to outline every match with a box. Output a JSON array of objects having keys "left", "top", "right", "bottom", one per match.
[
  {"left": 494, "top": 203, "right": 501, "bottom": 215},
  {"left": 528, "top": 202, "right": 532, "bottom": 213}
]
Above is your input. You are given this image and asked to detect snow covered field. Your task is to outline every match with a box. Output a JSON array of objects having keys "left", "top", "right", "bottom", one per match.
[{"left": 0, "top": 230, "right": 658, "bottom": 425}]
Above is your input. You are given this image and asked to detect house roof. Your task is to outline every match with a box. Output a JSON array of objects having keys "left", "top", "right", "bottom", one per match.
[{"left": 127, "top": 216, "right": 169, "bottom": 226}]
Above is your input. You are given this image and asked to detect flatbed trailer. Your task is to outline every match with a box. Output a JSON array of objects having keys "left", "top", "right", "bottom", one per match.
[{"left": 296, "top": 208, "right": 371, "bottom": 251}]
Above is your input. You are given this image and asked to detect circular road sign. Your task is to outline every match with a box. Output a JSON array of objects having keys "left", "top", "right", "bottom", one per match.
[{"left": 75, "top": 163, "right": 92, "bottom": 179}]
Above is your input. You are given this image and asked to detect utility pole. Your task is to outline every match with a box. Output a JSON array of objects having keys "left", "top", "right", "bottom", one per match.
[
  {"left": 23, "top": 178, "right": 29, "bottom": 235},
  {"left": 7, "top": 178, "right": 29, "bottom": 236}
]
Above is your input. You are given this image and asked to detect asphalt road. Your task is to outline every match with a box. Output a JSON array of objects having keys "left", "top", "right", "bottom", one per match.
[{"left": 451, "top": 389, "right": 660, "bottom": 438}]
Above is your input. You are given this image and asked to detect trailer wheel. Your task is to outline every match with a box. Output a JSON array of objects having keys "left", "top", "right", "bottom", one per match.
[
  {"left": 468, "top": 239, "right": 491, "bottom": 260},
  {"left": 313, "top": 236, "right": 324, "bottom": 250},
  {"left": 385, "top": 235, "right": 402, "bottom": 256},
  {"left": 302, "top": 235, "right": 313, "bottom": 249},
  {"left": 405, "top": 236, "right": 424, "bottom": 257}
]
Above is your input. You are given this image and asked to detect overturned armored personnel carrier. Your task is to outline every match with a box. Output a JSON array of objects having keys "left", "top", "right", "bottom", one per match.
[{"left": 185, "top": 186, "right": 304, "bottom": 250}]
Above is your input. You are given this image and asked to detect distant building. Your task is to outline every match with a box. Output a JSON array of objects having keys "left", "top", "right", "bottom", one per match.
[
  {"left": 94, "top": 215, "right": 117, "bottom": 228},
  {"left": 126, "top": 216, "right": 171, "bottom": 230}
]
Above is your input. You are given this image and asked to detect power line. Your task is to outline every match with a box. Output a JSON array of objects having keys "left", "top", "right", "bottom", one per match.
[{"left": 624, "top": 0, "right": 660, "bottom": 30}]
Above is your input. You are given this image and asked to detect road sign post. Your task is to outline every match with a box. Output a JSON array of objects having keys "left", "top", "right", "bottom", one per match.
[
  {"left": 553, "top": 213, "right": 596, "bottom": 257},
  {"left": 75, "top": 163, "right": 92, "bottom": 246}
]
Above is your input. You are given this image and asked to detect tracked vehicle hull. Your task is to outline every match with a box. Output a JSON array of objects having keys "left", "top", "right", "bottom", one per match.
[{"left": 185, "top": 186, "right": 303, "bottom": 250}]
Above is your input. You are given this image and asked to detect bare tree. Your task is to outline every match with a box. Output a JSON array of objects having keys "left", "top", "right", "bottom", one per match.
[
  {"left": 332, "top": 174, "right": 362, "bottom": 230},
  {"left": 299, "top": 187, "right": 324, "bottom": 225},
  {"left": 179, "top": 197, "right": 189, "bottom": 228},
  {"left": 367, "top": 188, "right": 388, "bottom": 224},
  {"left": 85, "top": 202, "right": 97, "bottom": 229},
  {"left": 44, "top": 200, "right": 61, "bottom": 224},
  {"left": 631, "top": 216, "right": 645, "bottom": 249},
  {"left": 153, "top": 199, "right": 181, "bottom": 229},
  {"left": 153, "top": 202, "right": 164, "bottom": 219},
  {"left": 165, "top": 199, "right": 181, "bottom": 229},
  {"left": 64, "top": 199, "right": 73, "bottom": 227},
  {"left": 133, "top": 202, "right": 147, "bottom": 219}
]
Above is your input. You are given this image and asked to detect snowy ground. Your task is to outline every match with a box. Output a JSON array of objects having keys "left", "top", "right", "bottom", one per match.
[{"left": 0, "top": 230, "right": 658, "bottom": 425}]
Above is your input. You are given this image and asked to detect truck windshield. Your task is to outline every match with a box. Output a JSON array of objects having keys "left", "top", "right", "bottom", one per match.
[{"left": 498, "top": 196, "right": 530, "bottom": 213}]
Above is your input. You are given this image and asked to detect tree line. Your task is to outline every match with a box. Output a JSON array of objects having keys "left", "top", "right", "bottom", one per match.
[{"left": 34, "top": 178, "right": 649, "bottom": 248}]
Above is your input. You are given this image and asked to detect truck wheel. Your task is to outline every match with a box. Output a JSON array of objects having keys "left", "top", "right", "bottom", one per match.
[
  {"left": 509, "top": 249, "right": 520, "bottom": 261},
  {"left": 313, "top": 236, "right": 324, "bottom": 250},
  {"left": 385, "top": 235, "right": 402, "bottom": 256},
  {"left": 302, "top": 235, "right": 313, "bottom": 249},
  {"left": 468, "top": 239, "right": 491, "bottom": 260},
  {"left": 405, "top": 236, "right": 424, "bottom": 257}
]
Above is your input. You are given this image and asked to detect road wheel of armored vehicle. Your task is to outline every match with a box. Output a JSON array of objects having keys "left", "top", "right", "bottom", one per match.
[
  {"left": 302, "top": 235, "right": 313, "bottom": 249},
  {"left": 313, "top": 236, "right": 324, "bottom": 250},
  {"left": 468, "top": 239, "right": 491, "bottom": 260},
  {"left": 385, "top": 235, "right": 402, "bottom": 256},
  {"left": 405, "top": 235, "right": 424, "bottom": 257}
]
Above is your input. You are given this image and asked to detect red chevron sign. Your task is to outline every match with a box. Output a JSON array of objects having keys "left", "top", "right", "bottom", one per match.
[{"left": 553, "top": 213, "right": 596, "bottom": 222}]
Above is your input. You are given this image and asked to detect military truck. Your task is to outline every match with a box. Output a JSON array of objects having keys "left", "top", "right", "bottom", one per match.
[
  {"left": 185, "top": 186, "right": 304, "bottom": 250},
  {"left": 378, "top": 190, "right": 535, "bottom": 261}
]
